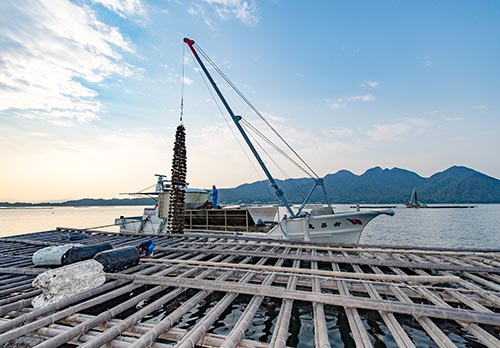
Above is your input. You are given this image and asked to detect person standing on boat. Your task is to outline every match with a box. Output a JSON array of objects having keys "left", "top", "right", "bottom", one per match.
[{"left": 210, "top": 184, "right": 218, "bottom": 209}]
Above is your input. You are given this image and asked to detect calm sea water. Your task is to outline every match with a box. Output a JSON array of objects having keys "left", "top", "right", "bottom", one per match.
[{"left": 1, "top": 204, "right": 499, "bottom": 248}]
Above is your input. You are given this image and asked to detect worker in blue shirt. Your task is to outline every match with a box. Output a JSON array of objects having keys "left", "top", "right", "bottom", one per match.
[
  {"left": 137, "top": 239, "right": 155, "bottom": 258},
  {"left": 210, "top": 184, "right": 218, "bottom": 209}
]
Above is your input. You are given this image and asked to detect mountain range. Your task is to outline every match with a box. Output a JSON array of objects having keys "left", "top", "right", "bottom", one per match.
[
  {"left": 2, "top": 166, "right": 499, "bottom": 206},
  {"left": 218, "top": 165, "right": 500, "bottom": 204}
]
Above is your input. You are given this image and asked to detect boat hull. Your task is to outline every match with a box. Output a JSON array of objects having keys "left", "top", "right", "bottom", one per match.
[
  {"left": 115, "top": 209, "right": 394, "bottom": 245},
  {"left": 267, "top": 210, "right": 393, "bottom": 244}
]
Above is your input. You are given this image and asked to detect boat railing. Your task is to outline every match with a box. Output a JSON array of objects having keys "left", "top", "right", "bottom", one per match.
[{"left": 184, "top": 209, "right": 268, "bottom": 233}]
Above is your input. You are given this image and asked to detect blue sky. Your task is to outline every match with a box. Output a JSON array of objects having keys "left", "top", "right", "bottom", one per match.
[{"left": 1, "top": 0, "right": 499, "bottom": 202}]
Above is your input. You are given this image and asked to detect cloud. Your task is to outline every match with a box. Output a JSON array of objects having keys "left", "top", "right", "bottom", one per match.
[
  {"left": 366, "top": 118, "right": 430, "bottom": 141},
  {"left": 187, "top": 3, "right": 215, "bottom": 28},
  {"left": 0, "top": 0, "right": 134, "bottom": 125},
  {"left": 261, "top": 111, "right": 288, "bottom": 124},
  {"left": 326, "top": 94, "right": 376, "bottom": 109},
  {"left": 444, "top": 116, "right": 463, "bottom": 121},
  {"left": 203, "top": 0, "right": 259, "bottom": 26},
  {"left": 182, "top": 76, "right": 194, "bottom": 85},
  {"left": 322, "top": 127, "right": 354, "bottom": 138},
  {"left": 367, "top": 123, "right": 411, "bottom": 141},
  {"left": 473, "top": 104, "right": 490, "bottom": 110},
  {"left": 417, "top": 55, "right": 432, "bottom": 67},
  {"left": 92, "top": 0, "right": 146, "bottom": 18},
  {"left": 361, "top": 80, "right": 380, "bottom": 88}
]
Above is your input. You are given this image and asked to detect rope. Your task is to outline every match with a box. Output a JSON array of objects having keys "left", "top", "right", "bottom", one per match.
[
  {"left": 180, "top": 44, "right": 185, "bottom": 122},
  {"left": 241, "top": 119, "right": 315, "bottom": 178},
  {"left": 195, "top": 44, "right": 320, "bottom": 179},
  {"left": 243, "top": 123, "right": 307, "bottom": 200},
  {"left": 188, "top": 48, "right": 275, "bottom": 200}
]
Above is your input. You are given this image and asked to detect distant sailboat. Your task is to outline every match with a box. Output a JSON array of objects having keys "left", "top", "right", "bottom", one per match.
[
  {"left": 406, "top": 187, "right": 426, "bottom": 208},
  {"left": 405, "top": 187, "right": 476, "bottom": 209}
]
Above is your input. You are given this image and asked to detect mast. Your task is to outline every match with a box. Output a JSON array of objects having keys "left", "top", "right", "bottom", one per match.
[{"left": 183, "top": 38, "right": 296, "bottom": 217}]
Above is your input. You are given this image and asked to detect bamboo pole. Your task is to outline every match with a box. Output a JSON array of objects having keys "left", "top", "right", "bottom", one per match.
[
  {"left": 150, "top": 245, "right": 499, "bottom": 273},
  {"left": 140, "top": 257, "right": 461, "bottom": 283},
  {"left": 350, "top": 262, "right": 415, "bottom": 348},
  {"left": 435, "top": 254, "right": 500, "bottom": 292},
  {"left": 330, "top": 253, "right": 372, "bottom": 348},
  {"left": 391, "top": 255, "right": 500, "bottom": 348},
  {"left": 81, "top": 249, "right": 248, "bottom": 348},
  {"left": 0, "top": 289, "right": 42, "bottom": 307},
  {"left": 414, "top": 282, "right": 500, "bottom": 348},
  {"left": 182, "top": 240, "right": 500, "bottom": 256},
  {"left": 125, "top": 257, "right": 253, "bottom": 348},
  {"left": 0, "top": 267, "right": 44, "bottom": 276},
  {"left": 0, "top": 299, "right": 33, "bottom": 317},
  {"left": 105, "top": 272, "right": 500, "bottom": 326},
  {"left": 32, "top": 252, "right": 221, "bottom": 348},
  {"left": 220, "top": 247, "right": 286, "bottom": 348},
  {"left": 408, "top": 253, "right": 500, "bottom": 307},
  {"left": 59, "top": 314, "right": 269, "bottom": 348},
  {"left": 0, "top": 264, "right": 163, "bottom": 345},
  {"left": 172, "top": 257, "right": 272, "bottom": 348},
  {"left": 311, "top": 249, "right": 331, "bottom": 348},
  {"left": 0, "top": 283, "right": 33, "bottom": 298},
  {"left": 0, "top": 280, "right": 122, "bottom": 337},
  {"left": 359, "top": 253, "right": 457, "bottom": 348},
  {"left": 33, "top": 322, "right": 173, "bottom": 348},
  {"left": 269, "top": 250, "right": 301, "bottom": 348},
  {"left": 78, "top": 255, "right": 240, "bottom": 348},
  {"left": 0, "top": 275, "right": 32, "bottom": 286},
  {"left": 462, "top": 273, "right": 500, "bottom": 292},
  {"left": 444, "top": 290, "right": 491, "bottom": 312}
]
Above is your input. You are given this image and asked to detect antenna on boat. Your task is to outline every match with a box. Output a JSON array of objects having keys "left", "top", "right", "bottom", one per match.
[{"left": 179, "top": 43, "right": 186, "bottom": 123}]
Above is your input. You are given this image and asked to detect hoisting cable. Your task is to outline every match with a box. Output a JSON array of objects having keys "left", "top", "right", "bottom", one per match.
[
  {"left": 241, "top": 118, "right": 316, "bottom": 178},
  {"left": 241, "top": 120, "right": 310, "bottom": 198},
  {"left": 188, "top": 48, "right": 275, "bottom": 199},
  {"left": 244, "top": 126, "right": 308, "bottom": 200},
  {"left": 195, "top": 43, "right": 320, "bottom": 179},
  {"left": 179, "top": 44, "right": 186, "bottom": 122},
  {"left": 191, "top": 43, "right": 308, "bottom": 200}
]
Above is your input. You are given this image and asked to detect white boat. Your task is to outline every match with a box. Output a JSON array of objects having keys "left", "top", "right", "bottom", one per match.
[
  {"left": 116, "top": 175, "right": 280, "bottom": 235},
  {"left": 116, "top": 38, "right": 395, "bottom": 245},
  {"left": 267, "top": 208, "right": 393, "bottom": 244},
  {"left": 116, "top": 191, "right": 392, "bottom": 244}
]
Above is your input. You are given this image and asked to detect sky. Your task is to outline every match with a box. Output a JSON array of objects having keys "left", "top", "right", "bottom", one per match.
[{"left": 1, "top": 0, "right": 499, "bottom": 202}]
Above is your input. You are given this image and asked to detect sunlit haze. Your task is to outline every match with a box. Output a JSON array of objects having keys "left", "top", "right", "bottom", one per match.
[{"left": 1, "top": 0, "right": 499, "bottom": 202}]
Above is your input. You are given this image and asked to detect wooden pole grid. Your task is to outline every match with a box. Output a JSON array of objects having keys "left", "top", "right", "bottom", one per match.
[{"left": 0, "top": 229, "right": 497, "bottom": 348}]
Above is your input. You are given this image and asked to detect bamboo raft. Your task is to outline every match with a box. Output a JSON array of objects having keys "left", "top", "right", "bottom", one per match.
[{"left": 0, "top": 228, "right": 499, "bottom": 348}]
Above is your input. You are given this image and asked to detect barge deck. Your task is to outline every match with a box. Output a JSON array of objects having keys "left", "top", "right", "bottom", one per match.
[{"left": 0, "top": 228, "right": 499, "bottom": 347}]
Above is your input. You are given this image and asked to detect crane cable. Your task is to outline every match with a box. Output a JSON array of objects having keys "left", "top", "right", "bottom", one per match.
[
  {"left": 241, "top": 119, "right": 314, "bottom": 178},
  {"left": 191, "top": 44, "right": 311, "bottom": 200},
  {"left": 180, "top": 43, "right": 185, "bottom": 123},
  {"left": 244, "top": 125, "right": 308, "bottom": 200},
  {"left": 188, "top": 48, "right": 276, "bottom": 200},
  {"left": 195, "top": 43, "right": 320, "bottom": 179}
]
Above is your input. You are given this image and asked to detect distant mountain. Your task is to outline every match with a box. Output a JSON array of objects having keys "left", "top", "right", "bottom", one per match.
[
  {"left": 0, "top": 197, "right": 156, "bottom": 207},
  {"left": 219, "top": 166, "right": 500, "bottom": 204},
  {"left": 2, "top": 166, "right": 499, "bottom": 206}
]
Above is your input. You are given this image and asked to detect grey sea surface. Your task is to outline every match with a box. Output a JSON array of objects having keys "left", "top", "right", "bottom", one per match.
[{"left": 1, "top": 204, "right": 499, "bottom": 248}]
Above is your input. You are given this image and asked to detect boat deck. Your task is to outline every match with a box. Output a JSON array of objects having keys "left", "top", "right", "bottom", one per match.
[{"left": 0, "top": 228, "right": 499, "bottom": 347}]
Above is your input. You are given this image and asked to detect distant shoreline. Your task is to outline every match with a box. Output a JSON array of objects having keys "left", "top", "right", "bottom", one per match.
[
  {"left": 1, "top": 200, "right": 496, "bottom": 208},
  {"left": 0, "top": 198, "right": 156, "bottom": 208}
]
